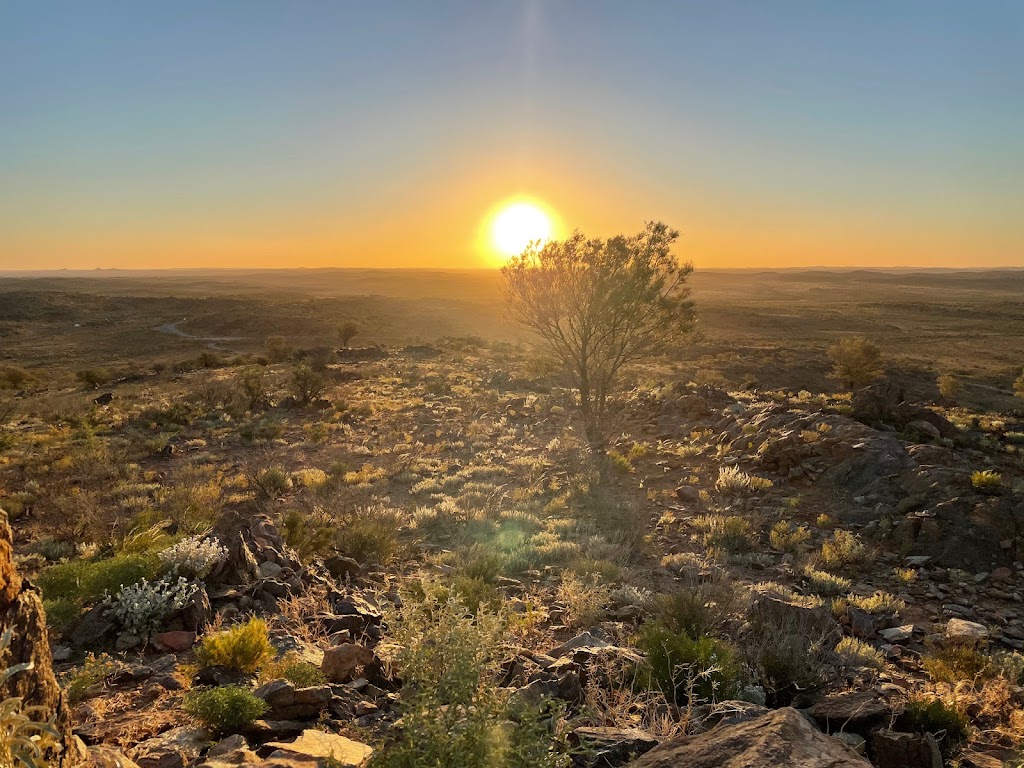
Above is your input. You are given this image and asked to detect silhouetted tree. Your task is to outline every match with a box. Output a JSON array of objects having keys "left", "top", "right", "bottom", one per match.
[
  {"left": 827, "top": 337, "right": 883, "bottom": 390},
  {"left": 502, "top": 221, "right": 695, "bottom": 451},
  {"left": 338, "top": 322, "right": 359, "bottom": 348}
]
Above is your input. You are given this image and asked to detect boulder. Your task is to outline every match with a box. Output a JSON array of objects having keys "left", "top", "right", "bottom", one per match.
[
  {"left": 265, "top": 729, "right": 373, "bottom": 767},
  {"left": 569, "top": 727, "right": 658, "bottom": 766},
  {"left": 946, "top": 618, "right": 989, "bottom": 644},
  {"left": 871, "top": 729, "right": 942, "bottom": 768},
  {"left": 86, "top": 746, "right": 142, "bottom": 768},
  {"left": 625, "top": 707, "right": 869, "bottom": 767},
  {"left": 209, "top": 509, "right": 301, "bottom": 586},
  {"left": 133, "top": 727, "right": 210, "bottom": 768},
  {"left": 152, "top": 631, "right": 195, "bottom": 652},
  {"left": 805, "top": 691, "right": 890, "bottom": 733},
  {"left": 0, "top": 509, "right": 78, "bottom": 766},
  {"left": 321, "top": 643, "right": 374, "bottom": 683},
  {"left": 253, "top": 679, "right": 331, "bottom": 720}
]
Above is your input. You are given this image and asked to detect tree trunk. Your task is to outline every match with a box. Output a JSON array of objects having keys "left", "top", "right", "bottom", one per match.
[{"left": 0, "top": 509, "right": 80, "bottom": 766}]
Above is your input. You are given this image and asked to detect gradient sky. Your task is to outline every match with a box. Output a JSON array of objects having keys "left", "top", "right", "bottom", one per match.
[{"left": 2, "top": 1, "right": 1022, "bottom": 269}]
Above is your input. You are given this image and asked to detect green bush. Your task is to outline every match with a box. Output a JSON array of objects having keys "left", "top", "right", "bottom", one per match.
[
  {"left": 900, "top": 697, "right": 969, "bottom": 757},
  {"left": 370, "top": 594, "right": 568, "bottom": 768},
  {"left": 818, "top": 529, "right": 865, "bottom": 568},
  {"left": 648, "top": 582, "right": 736, "bottom": 640},
  {"left": 63, "top": 653, "right": 122, "bottom": 703},
  {"left": 75, "top": 368, "right": 111, "bottom": 389},
  {"left": 922, "top": 643, "right": 993, "bottom": 684},
  {"left": 745, "top": 613, "right": 835, "bottom": 706},
  {"left": 37, "top": 553, "right": 160, "bottom": 604},
  {"left": 196, "top": 617, "right": 275, "bottom": 674},
  {"left": 184, "top": 685, "right": 268, "bottom": 736},
  {"left": 635, "top": 621, "right": 741, "bottom": 707}
]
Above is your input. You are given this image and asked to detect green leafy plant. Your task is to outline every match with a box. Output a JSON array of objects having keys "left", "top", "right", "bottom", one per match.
[
  {"left": 63, "top": 653, "right": 122, "bottom": 703},
  {"left": 196, "top": 617, "right": 275, "bottom": 674},
  {"left": 635, "top": 622, "right": 741, "bottom": 707},
  {"left": 184, "top": 685, "right": 268, "bottom": 736}
]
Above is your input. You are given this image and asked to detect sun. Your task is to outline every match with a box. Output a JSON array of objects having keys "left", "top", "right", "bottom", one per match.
[{"left": 490, "top": 200, "right": 555, "bottom": 258}]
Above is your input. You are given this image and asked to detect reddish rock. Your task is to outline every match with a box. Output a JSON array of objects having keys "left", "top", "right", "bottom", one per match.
[{"left": 153, "top": 631, "right": 196, "bottom": 652}]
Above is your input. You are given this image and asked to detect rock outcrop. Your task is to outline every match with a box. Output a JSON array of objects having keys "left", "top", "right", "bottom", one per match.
[
  {"left": 0, "top": 508, "right": 79, "bottom": 765},
  {"left": 626, "top": 707, "right": 869, "bottom": 767}
]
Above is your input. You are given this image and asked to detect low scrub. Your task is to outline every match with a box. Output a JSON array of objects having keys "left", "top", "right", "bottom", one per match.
[
  {"left": 184, "top": 685, "right": 268, "bottom": 736},
  {"left": 196, "top": 617, "right": 275, "bottom": 674},
  {"left": 635, "top": 622, "right": 742, "bottom": 708}
]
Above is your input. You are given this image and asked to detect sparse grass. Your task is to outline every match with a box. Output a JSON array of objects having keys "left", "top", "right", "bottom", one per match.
[
  {"left": 715, "top": 465, "right": 773, "bottom": 494},
  {"left": 63, "top": 653, "right": 123, "bottom": 703},
  {"left": 770, "top": 521, "right": 811, "bottom": 555},
  {"left": 802, "top": 567, "right": 851, "bottom": 597},
  {"left": 258, "top": 654, "right": 327, "bottom": 687},
  {"left": 923, "top": 642, "right": 994, "bottom": 684},
  {"left": 836, "top": 637, "right": 885, "bottom": 671},
  {"left": 971, "top": 469, "right": 1002, "bottom": 492},
  {"left": 692, "top": 514, "right": 756, "bottom": 553},
  {"left": 818, "top": 529, "right": 865, "bottom": 568}
]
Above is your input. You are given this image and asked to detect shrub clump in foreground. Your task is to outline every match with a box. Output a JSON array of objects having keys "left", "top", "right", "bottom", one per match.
[
  {"left": 196, "top": 617, "right": 276, "bottom": 674},
  {"left": 370, "top": 592, "right": 568, "bottom": 768},
  {"left": 184, "top": 685, "right": 268, "bottom": 736}
]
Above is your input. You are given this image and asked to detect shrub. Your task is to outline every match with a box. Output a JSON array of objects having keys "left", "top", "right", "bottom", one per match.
[
  {"left": 937, "top": 374, "right": 961, "bottom": 401},
  {"left": 289, "top": 364, "right": 327, "bottom": 406},
  {"left": 159, "top": 535, "right": 227, "bottom": 579},
  {"left": 923, "top": 643, "right": 993, "bottom": 684},
  {"left": 106, "top": 576, "right": 197, "bottom": 638},
  {"left": 818, "top": 529, "right": 865, "bottom": 568},
  {"left": 0, "top": 631, "right": 62, "bottom": 768},
  {"left": 692, "top": 515, "right": 755, "bottom": 553},
  {"left": 635, "top": 622, "right": 741, "bottom": 707},
  {"left": 0, "top": 365, "right": 33, "bottom": 391},
  {"left": 900, "top": 696, "right": 970, "bottom": 757},
  {"left": 235, "top": 367, "right": 270, "bottom": 412},
  {"left": 258, "top": 655, "right": 327, "bottom": 687},
  {"left": 370, "top": 594, "right": 568, "bottom": 768},
  {"left": 715, "top": 466, "right": 773, "bottom": 494},
  {"left": 196, "top": 617, "right": 275, "bottom": 674},
  {"left": 253, "top": 467, "right": 292, "bottom": 498},
  {"left": 827, "top": 337, "right": 883, "bottom": 390},
  {"left": 75, "top": 368, "right": 111, "bottom": 389},
  {"left": 971, "top": 470, "right": 1002, "bottom": 493},
  {"left": 770, "top": 522, "right": 811, "bottom": 555},
  {"left": 337, "top": 507, "right": 405, "bottom": 564},
  {"left": 648, "top": 581, "right": 737, "bottom": 640},
  {"left": 265, "top": 336, "right": 292, "bottom": 363},
  {"left": 745, "top": 613, "right": 836, "bottom": 706},
  {"left": 802, "top": 567, "right": 851, "bottom": 597},
  {"left": 836, "top": 637, "right": 884, "bottom": 671},
  {"left": 63, "top": 653, "right": 122, "bottom": 703},
  {"left": 184, "top": 686, "right": 268, "bottom": 736}
]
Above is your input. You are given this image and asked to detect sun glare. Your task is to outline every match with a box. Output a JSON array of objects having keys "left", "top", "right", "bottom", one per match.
[{"left": 490, "top": 200, "right": 555, "bottom": 258}]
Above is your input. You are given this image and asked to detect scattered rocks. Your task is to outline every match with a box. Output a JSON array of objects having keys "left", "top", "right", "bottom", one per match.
[
  {"left": 253, "top": 679, "right": 331, "bottom": 720},
  {"left": 133, "top": 727, "right": 210, "bottom": 768}
]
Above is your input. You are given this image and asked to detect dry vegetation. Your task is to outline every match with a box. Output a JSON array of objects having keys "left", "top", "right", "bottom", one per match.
[{"left": 1, "top": 268, "right": 1023, "bottom": 767}]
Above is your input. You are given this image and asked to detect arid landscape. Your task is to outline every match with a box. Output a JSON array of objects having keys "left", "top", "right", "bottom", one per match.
[{"left": 2, "top": 268, "right": 1024, "bottom": 767}]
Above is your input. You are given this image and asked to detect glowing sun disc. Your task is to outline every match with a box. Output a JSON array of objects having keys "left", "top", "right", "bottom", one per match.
[{"left": 491, "top": 201, "right": 553, "bottom": 256}]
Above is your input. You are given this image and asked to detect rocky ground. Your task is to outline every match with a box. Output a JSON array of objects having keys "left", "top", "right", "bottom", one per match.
[{"left": 0, "top": 341, "right": 1022, "bottom": 768}]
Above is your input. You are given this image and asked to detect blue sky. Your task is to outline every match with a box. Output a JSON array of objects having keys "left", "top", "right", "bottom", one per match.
[{"left": 1, "top": 1, "right": 1021, "bottom": 268}]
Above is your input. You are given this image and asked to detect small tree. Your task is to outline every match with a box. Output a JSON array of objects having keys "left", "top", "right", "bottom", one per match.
[
  {"left": 76, "top": 368, "right": 111, "bottom": 389},
  {"left": 0, "top": 366, "right": 32, "bottom": 391},
  {"left": 266, "top": 336, "right": 291, "bottom": 364},
  {"left": 502, "top": 221, "right": 695, "bottom": 451},
  {"left": 827, "top": 337, "right": 883, "bottom": 391},
  {"left": 290, "top": 364, "right": 328, "bottom": 406},
  {"left": 236, "top": 366, "right": 270, "bottom": 412},
  {"left": 937, "top": 374, "right": 961, "bottom": 402},
  {"left": 338, "top": 322, "right": 359, "bottom": 348}
]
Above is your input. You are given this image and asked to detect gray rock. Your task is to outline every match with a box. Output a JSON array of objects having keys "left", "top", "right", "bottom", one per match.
[{"left": 871, "top": 729, "right": 942, "bottom": 768}]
